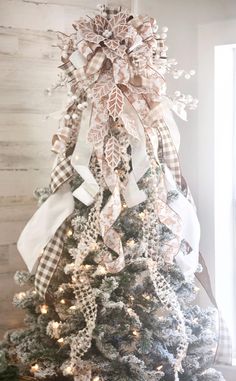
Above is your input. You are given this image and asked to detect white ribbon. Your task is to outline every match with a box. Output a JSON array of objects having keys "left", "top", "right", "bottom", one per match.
[
  {"left": 122, "top": 97, "right": 150, "bottom": 207},
  {"left": 164, "top": 165, "right": 200, "bottom": 278},
  {"left": 17, "top": 184, "right": 74, "bottom": 273},
  {"left": 71, "top": 104, "right": 100, "bottom": 206}
]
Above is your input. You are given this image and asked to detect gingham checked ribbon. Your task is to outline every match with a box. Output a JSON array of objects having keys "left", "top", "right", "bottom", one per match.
[
  {"left": 35, "top": 221, "right": 67, "bottom": 298},
  {"left": 158, "top": 121, "right": 182, "bottom": 188},
  {"left": 50, "top": 155, "right": 74, "bottom": 193},
  {"left": 59, "top": 48, "right": 105, "bottom": 84}
]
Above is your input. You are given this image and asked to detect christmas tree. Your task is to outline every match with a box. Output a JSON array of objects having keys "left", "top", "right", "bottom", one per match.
[{"left": 0, "top": 4, "right": 226, "bottom": 381}]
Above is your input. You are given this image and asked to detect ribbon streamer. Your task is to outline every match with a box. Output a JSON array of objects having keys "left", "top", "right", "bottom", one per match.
[
  {"left": 71, "top": 104, "right": 100, "bottom": 206},
  {"left": 17, "top": 184, "right": 74, "bottom": 273}
]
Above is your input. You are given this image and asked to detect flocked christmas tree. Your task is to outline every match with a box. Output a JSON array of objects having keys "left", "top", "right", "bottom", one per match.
[{"left": 0, "top": 4, "right": 226, "bottom": 381}]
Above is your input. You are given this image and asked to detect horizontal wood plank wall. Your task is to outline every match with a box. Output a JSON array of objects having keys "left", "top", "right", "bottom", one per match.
[{"left": 0, "top": 0, "right": 132, "bottom": 338}]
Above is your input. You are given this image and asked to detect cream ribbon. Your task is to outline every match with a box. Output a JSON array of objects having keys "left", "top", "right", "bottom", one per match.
[
  {"left": 122, "top": 97, "right": 150, "bottom": 207},
  {"left": 17, "top": 184, "right": 74, "bottom": 273},
  {"left": 71, "top": 104, "right": 100, "bottom": 206}
]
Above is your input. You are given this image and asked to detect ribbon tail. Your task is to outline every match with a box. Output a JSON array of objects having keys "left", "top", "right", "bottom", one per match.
[
  {"left": 17, "top": 183, "right": 74, "bottom": 273},
  {"left": 164, "top": 165, "right": 200, "bottom": 277},
  {"left": 71, "top": 104, "right": 99, "bottom": 205}
]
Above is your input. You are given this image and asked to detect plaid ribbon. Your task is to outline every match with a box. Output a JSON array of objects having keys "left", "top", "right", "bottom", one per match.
[
  {"left": 50, "top": 156, "right": 74, "bottom": 193},
  {"left": 215, "top": 312, "right": 232, "bottom": 365},
  {"left": 35, "top": 222, "right": 67, "bottom": 298},
  {"left": 59, "top": 49, "right": 105, "bottom": 81},
  {"left": 86, "top": 49, "right": 105, "bottom": 76},
  {"left": 158, "top": 121, "right": 182, "bottom": 187}
]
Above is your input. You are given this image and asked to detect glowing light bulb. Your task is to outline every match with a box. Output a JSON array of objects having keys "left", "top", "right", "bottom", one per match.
[
  {"left": 156, "top": 365, "right": 163, "bottom": 371},
  {"left": 130, "top": 296, "right": 134, "bottom": 301},
  {"left": 132, "top": 330, "right": 139, "bottom": 337},
  {"left": 60, "top": 299, "right": 66, "bottom": 304},
  {"left": 127, "top": 239, "right": 135, "bottom": 248},
  {"left": 31, "top": 364, "right": 39, "bottom": 373},
  {"left": 93, "top": 376, "right": 100, "bottom": 381},
  {"left": 69, "top": 305, "right": 76, "bottom": 310},
  {"left": 57, "top": 338, "right": 64, "bottom": 343},
  {"left": 40, "top": 304, "right": 48, "bottom": 314},
  {"left": 58, "top": 286, "right": 63, "bottom": 292},
  {"left": 65, "top": 365, "right": 73, "bottom": 375},
  {"left": 52, "top": 322, "right": 59, "bottom": 329},
  {"left": 67, "top": 229, "right": 73, "bottom": 237},
  {"left": 139, "top": 212, "right": 145, "bottom": 220}
]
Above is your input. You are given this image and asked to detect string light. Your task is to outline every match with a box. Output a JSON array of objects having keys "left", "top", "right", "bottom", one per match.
[
  {"left": 127, "top": 239, "right": 135, "bottom": 248},
  {"left": 18, "top": 292, "right": 26, "bottom": 300},
  {"left": 57, "top": 338, "right": 64, "bottom": 344},
  {"left": 69, "top": 305, "right": 76, "bottom": 310},
  {"left": 58, "top": 286, "right": 64, "bottom": 292},
  {"left": 60, "top": 299, "right": 66, "bottom": 304},
  {"left": 52, "top": 322, "right": 59, "bottom": 329},
  {"left": 65, "top": 365, "right": 73, "bottom": 375},
  {"left": 156, "top": 365, "right": 163, "bottom": 371},
  {"left": 143, "top": 294, "right": 151, "bottom": 300},
  {"left": 130, "top": 296, "right": 134, "bottom": 301},
  {"left": 132, "top": 330, "right": 139, "bottom": 337},
  {"left": 93, "top": 376, "right": 100, "bottom": 381},
  {"left": 40, "top": 304, "right": 48, "bottom": 314},
  {"left": 139, "top": 212, "right": 145, "bottom": 221},
  {"left": 30, "top": 364, "right": 39, "bottom": 373},
  {"left": 67, "top": 229, "right": 73, "bottom": 237}
]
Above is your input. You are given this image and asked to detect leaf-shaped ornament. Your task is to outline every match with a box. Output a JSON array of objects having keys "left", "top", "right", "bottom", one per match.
[
  {"left": 87, "top": 124, "right": 108, "bottom": 146},
  {"left": 120, "top": 113, "right": 140, "bottom": 140},
  {"left": 105, "top": 136, "right": 121, "bottom": 169},
  {"left": 109, "top": 12, "right": 128, "bottom": 30},
  {"left": 107, "top": 85, "right": 124, "bottom": 120},
  {"left": 92, "top": 79, "right": 114, "bottom": 100},
  {"left": 112, "top": 24, "right": 129, "bottom": 40},
  {"left": 94, "top": 15, "right": 108, "bottom": 34}
]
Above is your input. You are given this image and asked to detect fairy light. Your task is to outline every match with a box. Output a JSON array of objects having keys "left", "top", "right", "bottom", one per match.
[
  {"left": 67, "top": 229, "right": 73, "bottom": 237},
  {"left": 60, "top": 299, "right": 66, "bottom": 304},
  {"left": 65, "top": 365, "right": 73, "bottom": 375},
  {"left": 143, "top": 294, "right": 151, "bottom": 300},
  {"left": 139, "top": 212, "right": 145, "bottom": 221},
  {"left": 52, "top": 322, "right": 59, "bottom": 329},
  {"left": 57, "top": 337, "right": 64, "bottom": 344},
  {"left": 127, "top": 239, "right": 135, "bottom": 248},
  {"left": 69, "top": 305, "right": 76, "bottom": 310},
  {"left": 156, "top": 365, "right": 163, "bottom": 371},
  {"left": 30, "top": 364, "right": 39, "bottom": 373},
  {"left": 93, "top": 376, "right": 100, "bottom": 381},
  {"left": 130, "top": 295, "right": 134, "bottom": 301},
  {"left": 18, "top": 292, "right": 26, "bottom": 300},
  {"left": 132, "top": 330, "right": 139, "bottom": 337},
  {"left": 40, "top": 304, "right": 48, "bottom": 314},
  {"left": 58, "top": 286, "right": 64, "bottom": 292}
]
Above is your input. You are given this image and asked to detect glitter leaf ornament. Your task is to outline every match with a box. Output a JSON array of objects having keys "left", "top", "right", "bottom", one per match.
[
  {"left": 121, "top": 113, "right": 140, "bottom": 140},
  {"left": 107, "top": 85, "right": 124, "bottom": 120},
  {"left": 105, "top": 136, "right": 121, "bottom": 169}
]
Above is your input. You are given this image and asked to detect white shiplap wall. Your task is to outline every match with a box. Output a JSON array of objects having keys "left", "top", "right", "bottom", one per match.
[{"left": 0, "top": 0, "right": 132, "bottom": 337}]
